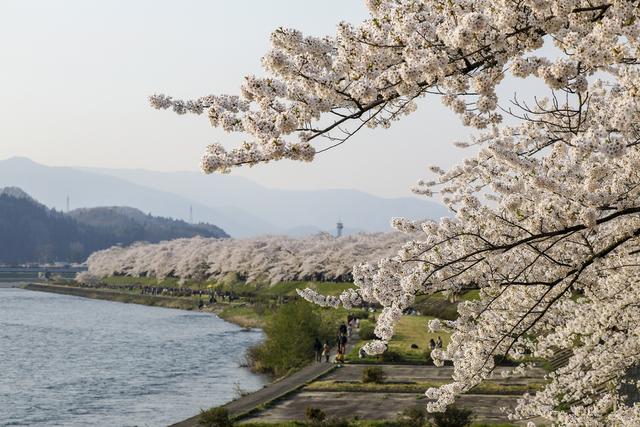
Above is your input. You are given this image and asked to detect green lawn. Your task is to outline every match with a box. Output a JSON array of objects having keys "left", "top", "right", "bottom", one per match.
[
  {"left": 217, "top": 303, "right": 267, "bottom": 328},
  {"left": 255, "top": 281, "right": 354, "bottom": 298},
  {"left": 347, "top": 315, "right": 451, "bottom": 364},
  {"left": 412, "top": 289, "right": 481, "bottom": 320},
  {"left": 99, "top": 276, "right": 354, "bottom": 297},
  {"left": 305, "top": 380, "right": 545, "bottom": 395}
]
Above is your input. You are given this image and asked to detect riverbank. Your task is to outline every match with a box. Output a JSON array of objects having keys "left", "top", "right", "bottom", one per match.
[
  {"left": 23, "top": 282, "right": 273, "bottom": 330},
  {"left": 22, "top": 283, "right": 201, "bottom": 311}
]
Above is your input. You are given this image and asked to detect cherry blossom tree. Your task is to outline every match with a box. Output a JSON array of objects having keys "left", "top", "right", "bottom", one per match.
[
  {"left": 151, "top": 1, "right": 640, "bottom": 424},
  {"left": 85, "top": 233, "right": 409, "bottom": 285}
]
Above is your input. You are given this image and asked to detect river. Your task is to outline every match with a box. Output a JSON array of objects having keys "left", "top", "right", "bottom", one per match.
[{"left": 0, "top": 287, "right": 268, "bottom": 426}]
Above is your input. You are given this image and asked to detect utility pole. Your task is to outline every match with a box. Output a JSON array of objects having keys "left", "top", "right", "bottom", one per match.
[{"left": 189, "top": 205, "right": 193, "bottom": 223}]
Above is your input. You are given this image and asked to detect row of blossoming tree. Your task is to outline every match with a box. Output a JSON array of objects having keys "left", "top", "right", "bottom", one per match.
[
  {"left": 83, "top": 233, "right": 409, "bottom": 284},
  {"left": 149, "top": 0, "right": 640, "bottom": 424}
]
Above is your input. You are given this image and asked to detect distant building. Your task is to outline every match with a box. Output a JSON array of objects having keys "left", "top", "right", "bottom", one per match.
[{"left": 336, "top": 220, "right": 344, "bottom": 238}]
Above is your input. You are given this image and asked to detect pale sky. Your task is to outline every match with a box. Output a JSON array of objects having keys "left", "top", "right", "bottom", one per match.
[{"left": 1, "top": 0, "right": 475, "bottom": 198}]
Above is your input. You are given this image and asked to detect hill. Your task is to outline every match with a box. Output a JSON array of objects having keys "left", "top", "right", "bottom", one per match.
[
  {"left": 69, "top": 206, "right": 228, "bottom": 244},
  {"left": 0, "top": 188, "right": 228, "bottom": 264}
]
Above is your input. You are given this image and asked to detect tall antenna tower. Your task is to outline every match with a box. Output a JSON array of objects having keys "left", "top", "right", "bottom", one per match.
[
  {"left": 66, "top": 196, "right": 70, "bottom": 213},
  {"left": 189, "top": 205, "right": 193, "bottom": 223},
  {"left": 336, "top": 219, "right": 344, "bottom": 238}
]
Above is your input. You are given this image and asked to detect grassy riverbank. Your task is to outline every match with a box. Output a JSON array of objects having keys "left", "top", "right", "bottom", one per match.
[{"left": 22, "top": 283, "right": 200, "bottom": 310}]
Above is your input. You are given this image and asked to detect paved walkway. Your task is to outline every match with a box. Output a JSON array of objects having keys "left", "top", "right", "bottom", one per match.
[
  {"left": 169, "top": 332, "right": 359, "bottom": 427},
  {"left": 241, "top": 391, "right": 526, "bottom": 424}
]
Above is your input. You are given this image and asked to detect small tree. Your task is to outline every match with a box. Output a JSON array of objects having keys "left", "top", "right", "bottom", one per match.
[{"left": 248, "top": 300, "right": 329, "bottom": 376}]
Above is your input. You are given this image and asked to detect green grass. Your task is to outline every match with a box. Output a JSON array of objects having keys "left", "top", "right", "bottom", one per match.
[
  {"left": 217, "top": 304, "right": 267, "bottom": 328},
  {"left": 412, "top": 290, "right": 480, "bottom": 320},
  {"left": 305, "top": 380, "right": 545, "bottom": 395},
  {"left": 99, "top": 276, "right": 354, "bottom": 298},
  {"left": 256, "top": 281, "right": 355, "bottom": 298},
  {"left": 347, "top": 315, "right": 450, "bottom": 364}
]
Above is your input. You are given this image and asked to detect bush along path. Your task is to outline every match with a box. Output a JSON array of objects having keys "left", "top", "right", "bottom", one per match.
[{"left": 168, "top": 329, "right": 360, "bottom": 427}]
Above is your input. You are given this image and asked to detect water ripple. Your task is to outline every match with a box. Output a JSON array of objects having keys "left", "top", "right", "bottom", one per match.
[{"left": 0, "top": 288, "right": 267, "bottom": 426}]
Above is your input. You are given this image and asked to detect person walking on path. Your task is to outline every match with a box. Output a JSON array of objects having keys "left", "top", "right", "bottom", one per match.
[
  {"left": 340, "top": 334, "right": 348, "bottom": 354},
  {"left": 436, "top": 336, "right": 443, "bottom": 349},
  {"left": 313, "top": 338, "right": 323, "bottom": 363},
  {"left": 322, "top": 340, "right": 331, "bottom": 363},
  {"left": 339, "top": 322, "right": 347, "bottom": 337}
]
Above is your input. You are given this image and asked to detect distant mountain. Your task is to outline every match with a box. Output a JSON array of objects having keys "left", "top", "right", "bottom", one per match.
[
  {"left": 0, "top": 188, "right": 227, "bottom": 263},
  {"left": 0, "top": 157, "right": 450, "bottom": 237},
  {"left": 0, "top": 190, "right": 106, "bottom": 263},
  {"left": 69, "top": 206, "right": 228, "bottom": 244},
  {"left": 81, "top": 166, "right": 450, "bottom": 233},
  {"left": 0, "top": 157, "right": 277, "bottom": 237}
]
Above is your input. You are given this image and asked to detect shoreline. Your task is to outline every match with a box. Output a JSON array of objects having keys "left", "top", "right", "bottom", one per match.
[
  {"left": 19, "top": 283, "right": 257, "bottom": 327},
  {"left": 22, "top": 283, "right": 200, "bottom": 310}
]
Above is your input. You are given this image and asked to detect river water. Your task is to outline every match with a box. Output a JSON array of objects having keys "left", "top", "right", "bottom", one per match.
[{"left": 0, "top": 288, "right": 268, "bottom": 426}]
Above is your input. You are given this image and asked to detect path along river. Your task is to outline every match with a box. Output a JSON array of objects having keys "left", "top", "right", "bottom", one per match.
[{"left": 0, "top": 287, "right": 268, "bottom": 426}]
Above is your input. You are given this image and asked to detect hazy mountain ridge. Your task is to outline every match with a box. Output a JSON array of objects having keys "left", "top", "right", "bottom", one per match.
[
  {"left": 69, "top": 206, "right": 228, "bottom": 243},
  {"left": 83, "top": 165, "right": 450, "bottom": 233},
  {"left": 0, "top": 188, "right": 227, "bottom": 263},
  {"left": 0, "top": 157, "right": 450, "bottom": 238},
  {"left": 0, "top": 157, "right": 277, "bottom": 237}
]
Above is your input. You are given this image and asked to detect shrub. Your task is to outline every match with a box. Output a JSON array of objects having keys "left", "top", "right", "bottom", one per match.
[
  {"left": 380, "top": 350, "right": 403, "bottom": 363},
  {"left": 358, "top": 320, "right": 377, "bottom": 340},
  {"left": 399, "top": 406, "right": 427, "bottom": 427},
  {"left": 305, "top": 406, "right": 326, "bottom": 423},
  {"left": 198, "top": 407, "right": 233, "bottom": 427},
  {"left": 323, "top": 418, "right": 350, "bottom": 427},
  {"left": 430, "top": 405, "right": 473, "bottom": 427},
  {"left": 247, "top": 300, "right": 332, "bottom": 376},
  {"left": 362, "top": 366, "right": 386, "bottom": 383}
]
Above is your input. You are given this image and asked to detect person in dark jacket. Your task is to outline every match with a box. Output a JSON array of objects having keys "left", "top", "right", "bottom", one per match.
[{"left": 313, "top": 338, "right": 323, "bottom": 363}]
